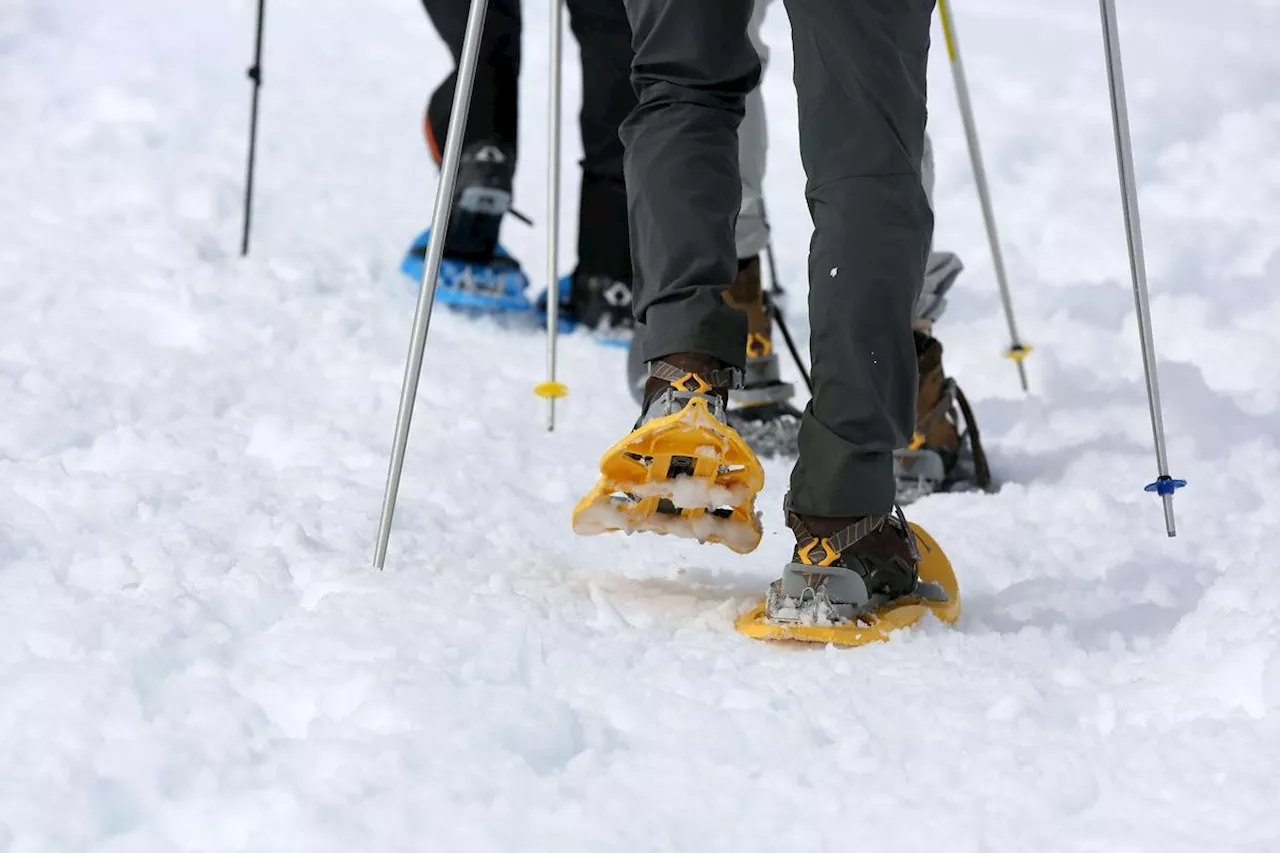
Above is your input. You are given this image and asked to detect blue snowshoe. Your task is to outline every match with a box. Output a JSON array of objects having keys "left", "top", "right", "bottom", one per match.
[
  {"left": 400, "top": 227, "right": 532, "bottom": 314},
  {"left": 400, "top": 140, "right": 534, "bottom": 316}
]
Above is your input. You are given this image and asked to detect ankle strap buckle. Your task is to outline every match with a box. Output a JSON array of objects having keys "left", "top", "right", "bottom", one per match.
[
  {"left": 671, "top": 373, "right": 712, "bottom": 394},
  {"left": 649, "top": 359, "right": 744, "bottom": 391},
  {"left": 797, "top": 537, "right": 840, "bottom": 567}
]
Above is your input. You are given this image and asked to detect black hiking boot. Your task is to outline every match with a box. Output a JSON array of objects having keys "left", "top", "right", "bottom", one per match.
[{"left": 442, "top": 141, "right": 515, "bottom": 263}]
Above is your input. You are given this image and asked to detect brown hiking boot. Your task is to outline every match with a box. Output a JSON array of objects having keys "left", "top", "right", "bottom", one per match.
[
  {"left": 639, "top": 353, "right": 734, "bottom": 417},
  {"left": 895, "top": 331, "right": 993, "bottom": 503},
  {"left": 720, "top": 256, "right": 801, "bottom": 457},
  {"left": 914, "top": 332, "right": 961, "bottom": 458},
  {"left": 721, "top": 256, "right": 772, "bottom": 346},
  {"left": 764, "top": 506, "right": 947, "bottom": 624}
]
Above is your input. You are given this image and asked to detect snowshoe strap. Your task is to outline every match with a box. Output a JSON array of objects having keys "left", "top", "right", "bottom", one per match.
[
  {"left": 787, "top": 512, "right": 886, "bottom": 567},
  {"left": 648, "top": 359, "right": 744, "bottom": 392},
  {"left": 955, "top": 384, "right": 993, "bottom": 489}
]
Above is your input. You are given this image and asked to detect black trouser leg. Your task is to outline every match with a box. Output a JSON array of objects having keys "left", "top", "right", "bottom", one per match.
[
  {"left": 618, "top": 0, "right": 933, "bottom": 517},
  {"left": 565, "top": 0, "right": 636, "bottom": 282},
  {"left": 420, "top": 0, "right": 522, "bottom": 162},
  {"left": 620, "top": 0, "right": 760, "bottom": 368},
  {"left": 783, "top": 0, "right": 936, "bottom": 517}
]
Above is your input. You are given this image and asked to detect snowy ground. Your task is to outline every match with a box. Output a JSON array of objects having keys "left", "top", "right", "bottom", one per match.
[{"left": 3, "top": 0, "right": 1280, "bottom": 849}]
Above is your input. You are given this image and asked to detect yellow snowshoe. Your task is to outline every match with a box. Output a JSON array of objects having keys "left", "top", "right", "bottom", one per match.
[
  {"left": 572, "top": 360, "right": 765, "bottom": 554},
  {"left": 736, "top": 512, "right": 960, "bottom": 647}
]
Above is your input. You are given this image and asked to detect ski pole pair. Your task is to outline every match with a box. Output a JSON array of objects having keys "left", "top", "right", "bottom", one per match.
[
  {"left": 370, "top": 0, "right": 1184, "bottom": 567},
  {"left": 935, "top": 0, "right": 1182, "bottom": 533}
]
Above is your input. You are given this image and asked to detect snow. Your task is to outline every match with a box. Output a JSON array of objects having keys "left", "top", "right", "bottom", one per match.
[{"left": 2, "top": 0, "right": 1279, "bottom": 849}]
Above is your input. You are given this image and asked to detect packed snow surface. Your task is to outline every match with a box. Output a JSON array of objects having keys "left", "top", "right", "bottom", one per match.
[{"left": 3, "top": 0, "right": 1280, "bottom": 849}]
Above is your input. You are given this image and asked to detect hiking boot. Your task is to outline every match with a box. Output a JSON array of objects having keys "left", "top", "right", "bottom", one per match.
[
  {"left": 572, "top": 354, "right": 765, "bottom": 554},
  {"left": 894, "top": 331, "right": 993, "bottom": 504},
  {"left": 442, "top": 141, "right": 515, "bottom": 263},
  {"left": 720, "top": 256, "right": 801, "bottom": 457},
  {"left": 570, "top": 274, "right": 635, "bottom": 333},
  {"left": 764, "top": 504, "right": 948, "bottom": 625},
  {"left": 534, "top": 273, "right": 634, "bottom": 342}
]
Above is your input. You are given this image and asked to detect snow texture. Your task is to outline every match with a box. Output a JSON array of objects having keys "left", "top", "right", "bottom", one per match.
[{"left": 2, "top": 0, "right": 1280, "bottom": 850}]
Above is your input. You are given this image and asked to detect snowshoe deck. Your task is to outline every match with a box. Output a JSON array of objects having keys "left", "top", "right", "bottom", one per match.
[
  {"left": 401, "top": 227, "right": 531, "bottom": 313},
  {"left": 571, "top": 397, "right": 765, "bottom": 554},
  {"left": 734, "top": 523, "right": 960, "bottom": 646}
]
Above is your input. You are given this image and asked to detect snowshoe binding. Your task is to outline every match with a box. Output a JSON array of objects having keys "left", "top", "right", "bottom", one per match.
[
  {"left": 736, "top": 504, "right": 961, "bottom": 647},
  {"left": 400, "top": 141, "right": 532, "bottom": 315},
  {"left": 623, "top": 257, "right": 801, "bottom": 458},
  {"left": 572, "top": 357, "right": 765, "bottom": 554},
  {"left": 535, "top": 272, "right": 635, "bottom": 348}
]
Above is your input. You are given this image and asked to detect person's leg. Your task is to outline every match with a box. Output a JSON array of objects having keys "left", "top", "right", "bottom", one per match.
[
  {"left": 922, "top": 130, "right": 936, "bottom": 208},
  {"left": 420, "top": 0, "right": 521, "bottom": 163},
  {"left": 416, "top": 0, "right": 522, "bottom": 263},
  {"left": 572, "top": 0, "right": 765, "bottom": 555},
  {"left": 622, "top": 0, "right": 768, "bottom": 407},
  {"left": 782, "top": 0, "right": 935, "bottom": 521},
  {"left": 735, "top": 0, "right": 773, "bottom": 261},
  {"left": 622, "top": 0, "right": 760, "bottom": 373},
  {"left": 718, "top": 0, "right": 802, "bottom": 458},
  {"left": 562, "top": 0, "right": 637, "bottom": 329}
]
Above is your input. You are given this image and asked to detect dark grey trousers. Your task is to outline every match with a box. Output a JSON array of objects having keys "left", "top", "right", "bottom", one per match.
[{"left": 621, "top": 0, "right": 936, "bottom": 518}]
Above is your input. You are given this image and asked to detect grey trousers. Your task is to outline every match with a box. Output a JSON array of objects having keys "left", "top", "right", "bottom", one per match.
[
  {"left": 623, "top": 0, "right": 936, "bottom": 517},
  {"left": 736, "top": 0, "right": 937, "bottom": 261},
  {"left": 735, "top": 0, "right": 773, "bottom": 260}
]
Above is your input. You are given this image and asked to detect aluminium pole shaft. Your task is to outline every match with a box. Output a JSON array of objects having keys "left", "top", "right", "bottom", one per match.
[
  {"left": 1098, "top": 0, "right": 1181, "bottom": 536},
  {"left": 540, "top": 0, "right": 567, "bottom": 429},
  {"left": 937, "top": 0, "right": 1030, "bottom": 391},
  {"left": 374, "top": 0, "right": 491, "bottom": 568}
]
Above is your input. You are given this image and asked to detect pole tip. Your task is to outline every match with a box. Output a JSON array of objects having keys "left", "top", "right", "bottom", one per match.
[{"left": 1146, "top": 480, "right": 1184, "bottom": 538}]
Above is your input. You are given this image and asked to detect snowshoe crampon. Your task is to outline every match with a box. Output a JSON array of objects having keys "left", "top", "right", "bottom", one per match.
[
  {"left": 571, "top": 395, "right": 765, "bottom": 554},
  {"left": 734, "top": 523, "right": 960, "bottom": 646},
  {"left": 726, "top": 401, "right": 801, "bottom": 460}
]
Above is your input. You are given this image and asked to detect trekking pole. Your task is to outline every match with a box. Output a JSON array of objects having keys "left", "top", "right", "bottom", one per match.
[
  {"left": 763, "top": 290, "right": 812, "bottom": 396},
  {"left": 936, "top": 0, "right": 1031, "bottom": 391},
  {"left": 533, "top": 0, "right": 568, "bottom": 428},
  {"left": 1098, "top": 0, "right": 1184, "bottom": 537},
  {"left": 240, "top": 0, "right": 266, "bottom": 257},
  {"left": 758, "top": 200, "right": 812, "bottom": 394},
  {"left": 373, "top": 0, "right": 491, "bottom": 569}
]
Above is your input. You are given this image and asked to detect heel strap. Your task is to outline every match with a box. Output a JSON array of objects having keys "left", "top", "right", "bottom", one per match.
[
  {"left": 787, "top": 513, "right": 885, "bottom": 567},
  {"left": 649, "top": 359, "right": 744, "bottom": 391},
  {"left": 786, "top": 505, "right": 917, "bottom": 567}
]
